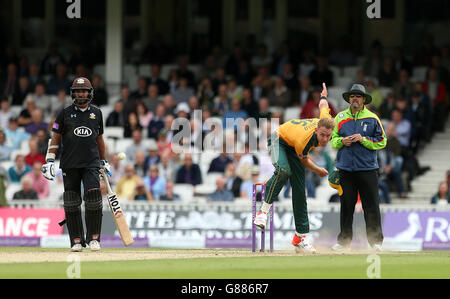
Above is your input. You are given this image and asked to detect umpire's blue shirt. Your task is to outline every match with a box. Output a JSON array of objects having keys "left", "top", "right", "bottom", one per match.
[{"left": 331, "top": 107, "right": 387, "bottom": 171}]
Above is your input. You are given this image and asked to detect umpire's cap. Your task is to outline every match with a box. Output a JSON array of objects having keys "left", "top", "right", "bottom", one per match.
[
  {"left": 342, "top": 84, "right": 372, "bottom": 104},
  {"left": 328, "top": 170, "right": 343, "bottom": 196}
]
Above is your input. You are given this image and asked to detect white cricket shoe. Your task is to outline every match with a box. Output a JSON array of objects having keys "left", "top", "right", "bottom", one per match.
[
  {"left": 89, "top": 240, "right": 101, "bottom": 251},
  {"left": 254, "top": 211, "right": 268, "bottom": 229},
  {"left": 292, "top": 234, "right": 317, "bottom": 254},
  {"left": 331, "top": 243, "right": 350, "bottom": 252},
  {"left": 71, "top": 244, "right": 83, "bottom": 252}
]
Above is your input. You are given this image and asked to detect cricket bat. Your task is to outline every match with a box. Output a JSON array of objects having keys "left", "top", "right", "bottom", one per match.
[{"left": 100, "top": 169, "right": 134, "bottom": 246}]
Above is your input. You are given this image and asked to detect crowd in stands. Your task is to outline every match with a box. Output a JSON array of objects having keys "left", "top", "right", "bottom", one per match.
[{"left": 0, "top": 35, "right": 449, "bottom": 205}]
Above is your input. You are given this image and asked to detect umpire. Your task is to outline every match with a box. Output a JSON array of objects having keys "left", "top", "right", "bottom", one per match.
[
  {"left": 42, "top": 77, "right": 111, "bottom": 252},
  {"left": 330, "top": 84, "right": 386, "bottom": 251}
]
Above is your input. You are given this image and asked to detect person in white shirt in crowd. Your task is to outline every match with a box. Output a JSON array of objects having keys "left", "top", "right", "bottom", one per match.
[
  {"left": 158, "top": 151, "right": 177, "bottom": 182},
  {"left": 430, "top": 181, "right": 450, "bottom": 205},
  {"left": 109, "top": 153, "right": 125, "bottom": 186},
  {"left": 174, "top": 102, "right": 190, "bottom": 120},
  {"left": 389, "top": 108, "right": 411, "bottom": 153},
  {"left": 239, "top": 142, "right": 258, "bottom": 167},
  {"left": 24, "top": 82, "right": 52, "bottom": 115},
  {"left": 125, "top": 128, "right": 147, "bottom": 162},
  {"left": 4, "top": 117, "right": 30, "bottom": 151},
  {"left": 0, "top": 130, "right": 12, "bottom": 162},
  {"left": 258, "top": 145, "right": 275, "bottom": 182},
  {"left": 50, "top": 88, "right": 72, "bottom": 117},
  {"left": 0, "top": 97, "right": 13, "bottom": 129}
]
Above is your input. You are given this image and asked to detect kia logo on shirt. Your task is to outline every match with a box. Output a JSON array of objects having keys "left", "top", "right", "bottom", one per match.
[{"left": 74, "top": 126, "right": 92, "bottom": 137}]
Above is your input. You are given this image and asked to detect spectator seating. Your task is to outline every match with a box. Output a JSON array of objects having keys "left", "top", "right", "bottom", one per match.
[
  {"left": 173, "top": 184, "right": 194, "bottom": 202},
  {"left": 328, "top": 66, "right": 341, "bottom": 79},
  {"left": 20, "top": 139, "right": 30, "bottom": 154},
  {"left": 412, "top": 66, "right": 428, "bottom": 82},
  {"left": 343, "top": 66, "right": 360, "bottom": 80},
  {"left": 10, "top": 105, "right": 23, "bottom": 117},
  {"left": 93, "top": 64, "right": 106, "bottom": 79},
  {"left": 104, "top": 138, "right": 116, "bottom": 155},
  {"left": 100, "top": 105, "right": 114, "bottom": 121},
  {"left": 115, "top": 138, "right": 133, "bottom": 153},
  {"left": 194, "top": 183, "right": 216, "bottom": 197},
  {"left": 5, "top": 183, "right": 21, "bottom": 200},
  {"left": 334, "top": 76, "right": 353, "bottom": 89},
  {"left": 161, "top": 64, "right": 177, "bottom": 80},
  {"left": 327, "top": 86, "right": 347, "bottom": 110},
  {"left": 198, "top": 149, "right": 218, "bottom": 175},
  {"left": 103, "top": 127, "right": 124, "bottom": 140},
  {"left": 138, "top": 64, "right": 151, "bottom": 77},
  {"left": 124, "top": 64, "right": 137, "bottom": 79},
  {"left": 356, "top": 56, "right": 365, "bottom": 67},
  {"left": 204, "top": 172, "right": 223, "bottom": 186},
  {"left": 378, "top": 87, "right": 393, "bottom": 98},
  {"left": 2, "top": 39, "right": 448, "bottom": 206},
  {"left": 284, "top": 107, "right": 302, "bottom": 121},
  {"left": 10, "top": 149, "right": 26, "bottom": 162}
]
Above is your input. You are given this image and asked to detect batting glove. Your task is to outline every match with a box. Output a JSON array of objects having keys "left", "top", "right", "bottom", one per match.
[
  {"left": 42, "top": 160, "right": 56, "bottom": 181},
  {"left": 100, "top": 160, "right": 112, "bottom": 177}
]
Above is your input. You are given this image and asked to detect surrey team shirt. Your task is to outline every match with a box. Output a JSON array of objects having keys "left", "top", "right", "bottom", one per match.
[{"left": 52, "top": 104, "right": 104, "bottom": 169}]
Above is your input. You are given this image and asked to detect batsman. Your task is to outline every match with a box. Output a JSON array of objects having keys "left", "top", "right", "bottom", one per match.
[
  {"left": 254, "top": 83, "right": 335, "bottom": 253},
  {"left": 42, "top": 77, "right": 111, "bottom": 252}
]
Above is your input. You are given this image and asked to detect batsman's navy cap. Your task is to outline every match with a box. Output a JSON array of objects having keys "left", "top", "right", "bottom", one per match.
[{"left": 342, "top": 84, "right": 372, "bottom": 104}]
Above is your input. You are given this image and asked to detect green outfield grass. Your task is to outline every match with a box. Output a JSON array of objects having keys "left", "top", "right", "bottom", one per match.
[{"left": 0, "top": 248, "right": 449, "bottom": 279}]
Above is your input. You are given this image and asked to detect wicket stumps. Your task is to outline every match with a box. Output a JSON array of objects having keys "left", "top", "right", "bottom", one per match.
[{"left": 252, "top": 183, "right": 274, "bottom": 252}]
